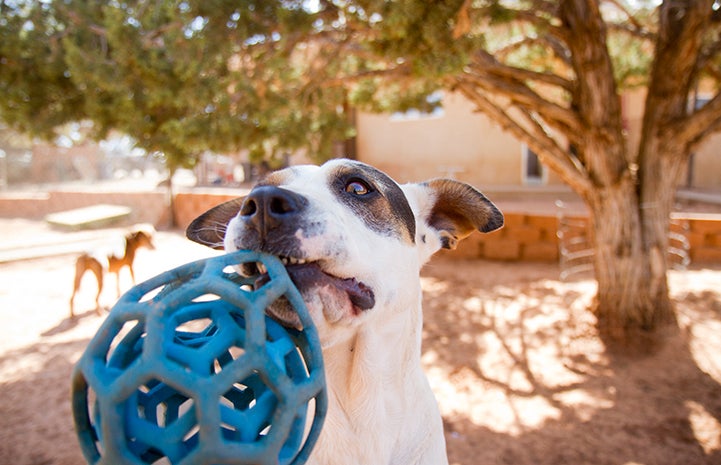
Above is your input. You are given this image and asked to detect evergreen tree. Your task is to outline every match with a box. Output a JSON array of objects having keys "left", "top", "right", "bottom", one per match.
[{"left": 2, "top": 0, "right": 721, "bottom": 342}]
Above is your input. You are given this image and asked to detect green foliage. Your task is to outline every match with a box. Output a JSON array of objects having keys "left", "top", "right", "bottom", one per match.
[
  {"left": 0, "top": 0, "right": 542, "bottom": 166},
  {"left": 1, "top": 0, "right": 719, "bottom": 174},
  {"left": 0, "top": 0, "right": 354, "bottom": 167},
  {"left": 0, "top": 1, "right": 85, "bottom": 137}
]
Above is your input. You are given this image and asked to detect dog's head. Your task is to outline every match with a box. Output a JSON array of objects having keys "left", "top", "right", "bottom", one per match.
[
  {"left": 186, "top": 159, "right": 502, "bottom": 346},
  {"left": 127, "top": 229, "right": 156, "bottom": 251}
]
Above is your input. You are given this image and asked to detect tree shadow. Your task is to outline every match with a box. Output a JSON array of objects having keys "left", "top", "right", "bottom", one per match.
[
  {"left": 421, "top": 257, "right": 721, "bottom": 465},
  {"left": 0, "top": 338, "right": 91, "bottom": 465}
]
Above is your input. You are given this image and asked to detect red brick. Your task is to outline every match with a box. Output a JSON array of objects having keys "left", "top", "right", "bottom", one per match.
[
  {"left": 501, "top": 213, "right": 527, "bottom": 229},
  {"left": 687, "top": 231, "right": 707, "bottom": 248},
  {"left": 523, "top": 242, "right": 559, "bottom": 262},
  {"left": 689, "top": 218, "right": 721, "bottom": 235},
  {"left": 709, "top": 233, "right": 721, "bottom": 248},
  {"left": 507, "top": 225, "right": 542, "bottom": 244},
  {"left": 691, "top": 247, "right": 721, "bottom": 263},
  {"left": 483, "top": 238, "right": 521, "bottom": 261},
  {"left": 452, "top": 233, "right": 483, "bottom": 259},
  {"left": 527, "top": 215, "right": 559, "bottom": 233}
]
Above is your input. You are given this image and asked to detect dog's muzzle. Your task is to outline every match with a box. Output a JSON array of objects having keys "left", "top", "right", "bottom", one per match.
[
  {"left": 238, "top": 185, "right": 376, "bottom": 327},
  {"left": 240, "top": 185, "right": 308, "bottom": 243}
]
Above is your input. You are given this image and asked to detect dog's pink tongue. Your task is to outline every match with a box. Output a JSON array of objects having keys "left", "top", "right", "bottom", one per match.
[{"left": 285, "top": 263, "right": 375, "bottom": 311}]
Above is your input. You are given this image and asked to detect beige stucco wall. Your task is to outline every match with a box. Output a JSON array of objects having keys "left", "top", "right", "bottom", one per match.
[
  {"left": 619, "top": 88, "right": 720, "bottom": 190},
  {"left": 693, "top": 130, "right": 721, "bottom": 189},
  {"left": 356, "top": 92, "right": 529, "bottom": 187},
  {"left": 357, "top": 89, "right": 719, "bottom": 191},
  {"left": 693, "top": 82, "right": 720, "bottom": 188}
]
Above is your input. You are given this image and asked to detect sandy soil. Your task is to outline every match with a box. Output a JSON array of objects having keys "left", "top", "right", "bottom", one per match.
[{"left": 0, "top": 225, "right": 720, "bottom": 465}]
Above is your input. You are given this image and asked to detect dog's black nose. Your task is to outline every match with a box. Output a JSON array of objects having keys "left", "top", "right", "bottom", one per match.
[{"left": 240, "top": 186, "right": 307, "bottom": 236}]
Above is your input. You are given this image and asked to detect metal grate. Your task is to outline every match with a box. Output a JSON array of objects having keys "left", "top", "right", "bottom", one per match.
[{"left": 555, "top": 202, "right": 691, "bottom": 281}]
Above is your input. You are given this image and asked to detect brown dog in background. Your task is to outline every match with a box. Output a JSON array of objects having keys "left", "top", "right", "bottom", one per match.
[{"left": 69, "top": 228, "right": 155, "bottom": 317}]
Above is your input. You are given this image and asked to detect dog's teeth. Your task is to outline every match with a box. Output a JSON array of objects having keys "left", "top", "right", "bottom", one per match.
[
  {"left": 257, "top": 262, "right": 267, "bottom": 274},
  {"left": 276, "top": 256, "right": 308, "bottom": 266}
]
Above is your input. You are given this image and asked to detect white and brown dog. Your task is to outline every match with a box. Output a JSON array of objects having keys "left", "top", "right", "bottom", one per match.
[{"left": 186, "top": 159, "right": 503, "bottom": 465}]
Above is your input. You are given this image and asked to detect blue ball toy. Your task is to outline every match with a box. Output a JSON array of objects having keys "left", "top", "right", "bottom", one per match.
[{"left": 71, "top": 250, "right": 327, "bottom": 465}]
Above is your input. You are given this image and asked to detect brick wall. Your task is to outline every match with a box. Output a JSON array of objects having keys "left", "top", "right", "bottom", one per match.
[
  {"left": 444, "top": 212, "right": 561, "bottom": 262},
  {"left": 2, "top": 189, "right": 720, "bottom": 264},
  {"left": 686, "top": 214, "right": 721, "bottom": 263},
  {"left": 173, "top": 192, "right": 240, "bottom": 231},
  {"left": 443, "top": 211, "right": 721, "bottom": 264}
]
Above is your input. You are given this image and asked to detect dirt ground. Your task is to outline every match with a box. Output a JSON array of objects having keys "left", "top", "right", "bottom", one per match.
[{"left": 1, "top": 221, "right": 720, "bottom": 465}]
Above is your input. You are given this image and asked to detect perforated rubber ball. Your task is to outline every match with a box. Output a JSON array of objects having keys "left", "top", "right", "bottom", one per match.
[{"left": 71, "top": 250, "right": 327, "bottom": 465}]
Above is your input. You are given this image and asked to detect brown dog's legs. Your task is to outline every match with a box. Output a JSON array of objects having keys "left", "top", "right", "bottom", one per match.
[
  {"left": 69, "top": 254, "right": 104, "bottom": 317},
  {"left": 89, "top": 259, "right": 103, "bottom": 314},
  {"left": 70, "top": 255, "right": 86, "bottom": 318}
]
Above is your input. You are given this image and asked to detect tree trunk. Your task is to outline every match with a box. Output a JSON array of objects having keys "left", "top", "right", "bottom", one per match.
[
  {"left": 166, "top": 165, "right": 177, "bottom": 228},
  {"left": 588, "top": 170, "right": 677, "bottom": 343},
  {"left": 450, "top": 0, "right": 716, "bottom": 346}
]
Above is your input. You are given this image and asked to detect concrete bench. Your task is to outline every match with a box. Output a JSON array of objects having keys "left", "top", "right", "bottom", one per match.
[{"left": 45, "top": 204, "right": 132, "bottom": 230}]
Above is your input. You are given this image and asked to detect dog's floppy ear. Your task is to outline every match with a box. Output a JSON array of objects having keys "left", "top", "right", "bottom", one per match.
[
  {"left": 423, "top": 179, "right": 503, "bottom": 250},
  {"left": 185, "top": 198, "right": 245, "bottom": 250}
]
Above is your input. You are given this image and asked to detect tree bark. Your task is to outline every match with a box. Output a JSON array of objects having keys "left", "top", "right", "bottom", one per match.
[
  {"left": 587, "top": 173, "right": 677, "bottom": 342},
  {"left": 166, "top": 164, "right": 178, "bottom": 228}
]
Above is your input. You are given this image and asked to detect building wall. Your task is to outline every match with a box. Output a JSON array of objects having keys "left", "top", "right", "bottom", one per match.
[
  {"left": 693, "top": 132, "right": 721, "bottom": 189},
  {"left": 356, "top": 92, "right": 554, "bottom": 187},
  {"left": 31, "top": 142, "right": 103, "bottom": 183},
  {"left": 357, "top": 89, "right": 719, "bottom": 192},
  {"left": 0, "top": 190, "right": 168, "bottom": 226}
]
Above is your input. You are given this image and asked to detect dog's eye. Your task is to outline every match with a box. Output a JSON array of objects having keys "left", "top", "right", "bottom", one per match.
[{"left": 345, "top": 179, "right": 372, "bottom": 196}]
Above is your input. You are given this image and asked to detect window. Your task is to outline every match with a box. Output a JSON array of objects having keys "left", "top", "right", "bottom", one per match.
[{"left": 522, "top": 146, "right": 545, "bottom": 185}]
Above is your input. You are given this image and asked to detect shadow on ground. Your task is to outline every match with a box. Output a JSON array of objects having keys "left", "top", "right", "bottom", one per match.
[
  {"left": 0, "top": 338, "right": 92, "bottom": 465},
  {"left": 0, "top": 237, "right": 719, "bottom": 465},
  {"left": 421, "top": 257, "right": 721, "bottom": 465}
]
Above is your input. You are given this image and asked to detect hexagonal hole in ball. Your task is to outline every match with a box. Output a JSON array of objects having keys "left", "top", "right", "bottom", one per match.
[
  {"left": 125, "top": 378, "right": 198, "bottom": 463},
  {"left": 219, "top": 373, "right": 278, "bottom": 443},
  {"left": 166, "top": 300, "right": 244, "bottom": 376}
]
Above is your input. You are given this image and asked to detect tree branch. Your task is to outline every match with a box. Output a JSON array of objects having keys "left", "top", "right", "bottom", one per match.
[
  {"left": 603, "top": 0, "right": 655, "bottom": 37},
  {"left": 320, "top": 63, "right": 413, "bottom": 88},
  {"left": 452, "top": 79, "right": 592, "bottom": 196},
  {"left": 63, "top": 9, "right": 107, "bottom": 37},
  {"left": 606, "top": 21, "right": 656, "bottom": 41},
  {"left": 493, "top": 35, "right": 573, "bottom": 69},
  {"left": 670, "top": 91, "right": 721, "bottom": 151},
  {"left": 639, "top": 0, "right": 714, "bottom": 162},
  {"left": 472, "top": 49, "right": 574, "bottom": 91},
  {"left": 698, "top": 37, "right": 721, "bottom": 79},
  {"left": 475, "top": 3, "right": 565, "bottom": 40},
  {"left": 558, "top": 1, "right": 622, "bottom": 128},
  {"left": 463, "top": 58, "right": 581, "bottom": 136}
]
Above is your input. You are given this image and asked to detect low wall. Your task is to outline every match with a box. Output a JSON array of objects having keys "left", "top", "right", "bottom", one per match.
[
  {"left": 0, "top": 190, "right": 169, "bottom": 226},
  {"left": 442, "top": 211, "right": 721, "bottom": 264},
  {"left": 2, "top": 189, "right": 720, "bottom": 263},
  {"left": 444, "top": 212, "right": 560, "bottom": 261},
  {"left": 684, "top": 213, "right": 721, "bottom": 263},
  {"left": 174, "top": 191, "right": 240, "bottom": 231}
]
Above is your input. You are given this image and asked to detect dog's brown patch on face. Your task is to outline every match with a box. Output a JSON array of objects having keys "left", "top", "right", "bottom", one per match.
[
  {"left": 256, "top": 167, "right": 298, "bottom": 187},
  {"left": 329, "top": 161, "right": 416, "bottom": 244}
]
